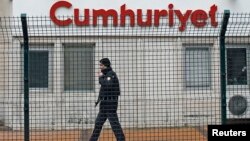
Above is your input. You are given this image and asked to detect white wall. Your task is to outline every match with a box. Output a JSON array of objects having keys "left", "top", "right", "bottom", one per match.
[
  {"left": 0, "top": 0, "right": 12, "bottom": 16},
  {"left": 4, "top": 36, "right": 222, "bottom": 130},
  {"left": 0, "top": 0, "right": 13, "bottom": 126},
  {"left": 13, "top": 0, "right": 250, "bottom": 16}
]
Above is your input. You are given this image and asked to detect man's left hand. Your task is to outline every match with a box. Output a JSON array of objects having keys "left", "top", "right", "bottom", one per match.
[{"left": 95, "top": 101, "right": 99, "bottom": 107}]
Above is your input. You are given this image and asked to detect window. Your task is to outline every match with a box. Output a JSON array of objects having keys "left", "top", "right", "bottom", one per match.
[
  {"left": 226, "top": 45, "right": 249, "bottom": 87},
  {"left": 64, "top": 43, "right": 95, "bottom": 91},
  {"left": 185, "top": 47, "right": 211, "bottom": 87},
  {"left": 29, "top": 50, "right": 49, "bottom": 88},
  {"left": 23, "top": 44, "right": 53, "bottom": 90}
]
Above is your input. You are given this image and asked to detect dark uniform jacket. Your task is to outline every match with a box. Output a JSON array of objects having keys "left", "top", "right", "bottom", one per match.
[{"left": 98, "top": 67, "right": 120, "bottom": 103}]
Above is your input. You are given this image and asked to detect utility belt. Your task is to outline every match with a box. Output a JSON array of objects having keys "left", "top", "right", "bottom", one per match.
[{"left": 100, "top": 96, "right": 118, "bottom": 101}]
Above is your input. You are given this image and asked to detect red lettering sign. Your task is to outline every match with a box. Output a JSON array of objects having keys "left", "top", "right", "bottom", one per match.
[{"left": 50, "top": 1, "right": 218, "bottom": 31}]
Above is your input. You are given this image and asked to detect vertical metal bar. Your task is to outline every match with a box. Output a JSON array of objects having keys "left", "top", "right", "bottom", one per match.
[
  {"left": 21, "top": 13, "right": 30, "bottom": 141},
  {"left": 220, "top": 10, "right": 230, "bottom": 125}
]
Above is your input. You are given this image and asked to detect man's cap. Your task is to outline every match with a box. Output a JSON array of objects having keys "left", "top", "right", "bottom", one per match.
[{"left": 100, "top": 58, "right": 111, "bottom": 67}]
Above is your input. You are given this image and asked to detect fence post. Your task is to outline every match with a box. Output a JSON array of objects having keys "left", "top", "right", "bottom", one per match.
[
  {"left": 220, "top": 10, "right": 230, "bottom": 125},
  {"left": 21, "top": 13, "right": 30, "bottom": 141}
]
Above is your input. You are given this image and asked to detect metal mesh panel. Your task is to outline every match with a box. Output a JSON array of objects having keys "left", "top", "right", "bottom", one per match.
[
  {"left": 0, "top": 17, "right": 24, "bottom": 140},
  {"left": 225, "top": 13, "right": 250, "bottom": 124},
  {"left": 0, "top": 13, "right": 249, "bottom": 141}
]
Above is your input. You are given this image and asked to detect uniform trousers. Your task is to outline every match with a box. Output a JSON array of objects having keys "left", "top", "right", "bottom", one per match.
[{"left": 89, "top": 101, "right": 125, "bottom": 141}]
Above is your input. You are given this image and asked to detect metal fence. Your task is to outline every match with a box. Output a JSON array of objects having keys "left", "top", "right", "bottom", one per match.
[{"left": 0, "top": 11, "right": 250, "bottom": 141}]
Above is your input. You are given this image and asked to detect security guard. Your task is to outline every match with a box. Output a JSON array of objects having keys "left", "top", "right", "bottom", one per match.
[{"left": 89, "top": 58, "right": 125, "bottom": 141}]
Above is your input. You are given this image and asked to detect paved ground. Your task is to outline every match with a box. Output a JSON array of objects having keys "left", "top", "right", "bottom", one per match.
[{"left": 0, "top": 127, "right": 207, "bottom": 141}]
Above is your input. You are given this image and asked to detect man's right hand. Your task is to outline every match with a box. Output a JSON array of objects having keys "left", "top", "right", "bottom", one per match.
[{"left": 98, "top": 71, "right": 103, "bottom": 77}]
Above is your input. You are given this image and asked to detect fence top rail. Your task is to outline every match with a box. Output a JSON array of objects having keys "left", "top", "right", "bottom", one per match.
[{"left": 0, "top": 13, "right": 250, "bottom": 37}]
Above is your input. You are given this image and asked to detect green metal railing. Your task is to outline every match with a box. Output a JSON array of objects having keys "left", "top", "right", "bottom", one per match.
[
  {"left": 21, "top": 13, "right": 30, "bottom": 141},
  {"left": 219, "top": 10, "right": 230, "bottom": 125}
]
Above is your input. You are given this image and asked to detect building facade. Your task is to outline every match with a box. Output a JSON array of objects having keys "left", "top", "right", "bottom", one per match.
[{"left": 0, "top": 0, "right": 249, "bottom": 130}]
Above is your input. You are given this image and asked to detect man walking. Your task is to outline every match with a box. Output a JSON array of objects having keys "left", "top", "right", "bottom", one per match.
[{"left": 89, "top": 58, "right": 125, "bottom": 141}]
